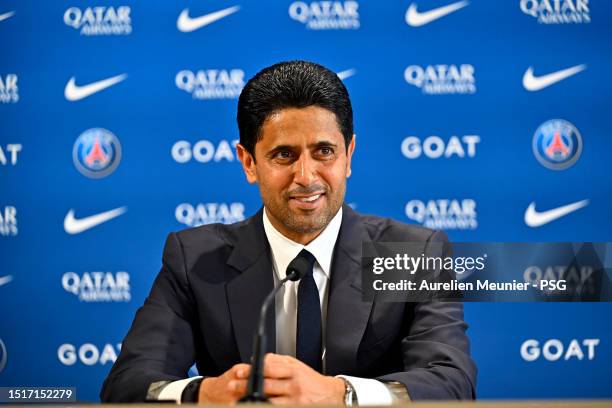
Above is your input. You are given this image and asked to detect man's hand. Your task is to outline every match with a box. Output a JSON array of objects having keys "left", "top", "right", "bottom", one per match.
[
  {"left": 198, "top": 363, "right": 251, "bottom": 404},
  {"left": 263, "top": 353, "right": 346, "bottom": 405}
]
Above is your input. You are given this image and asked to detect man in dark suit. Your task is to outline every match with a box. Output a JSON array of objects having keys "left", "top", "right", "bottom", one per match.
[{"left": 101, "top": 61, "right": 476, "bottom": 404}]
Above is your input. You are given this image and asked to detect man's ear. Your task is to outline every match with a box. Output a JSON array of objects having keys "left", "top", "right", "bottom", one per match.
[
  {"left": 236, "top": 143, "right": 258, "bottom": 184},
  {"left": 345, "top": 134, "right": 356, "bottom": 178}
]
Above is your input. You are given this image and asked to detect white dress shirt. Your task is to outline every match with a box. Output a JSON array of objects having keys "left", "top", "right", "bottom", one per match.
[
  {"left": 157, "top": 207, "right": 394, "bottom": 405},
  {"left": 263, "top": 206, "right": 339, "bottom": 362}
]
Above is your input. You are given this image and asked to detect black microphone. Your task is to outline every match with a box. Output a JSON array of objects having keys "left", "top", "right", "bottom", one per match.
[{"left": 240, "top": 254, "right": 309, "bottom": 402}]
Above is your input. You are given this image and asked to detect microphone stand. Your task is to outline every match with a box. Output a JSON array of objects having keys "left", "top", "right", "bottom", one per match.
[{"left": 240, "top": 272, "right": 298, "bottom": 403}]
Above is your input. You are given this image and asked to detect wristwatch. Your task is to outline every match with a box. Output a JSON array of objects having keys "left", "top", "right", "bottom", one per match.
[{"left": 342, "top": 378, "right": 357, "bottom": 406}]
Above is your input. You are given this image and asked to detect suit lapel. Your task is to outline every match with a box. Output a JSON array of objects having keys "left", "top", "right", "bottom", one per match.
[
  {"left": 226, "top": 208, "right": 276, "bottom": 363},
  {"left": 325, "top": 205, "right": 374, "bottom": 375},
  {"left": 224, "top": 205, "right": 374, "bottom": 371}
]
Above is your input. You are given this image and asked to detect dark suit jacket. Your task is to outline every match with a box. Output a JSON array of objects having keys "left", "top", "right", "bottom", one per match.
[{"left": 101, "top": 205, "right": 477, "bottom": 402}]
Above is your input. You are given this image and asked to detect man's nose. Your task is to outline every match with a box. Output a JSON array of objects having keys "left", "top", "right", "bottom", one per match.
[{"left": 292, "top": 153, "right": 318, "bottom": 186}]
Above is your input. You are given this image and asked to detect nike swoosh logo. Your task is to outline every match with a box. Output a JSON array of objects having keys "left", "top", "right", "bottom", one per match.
[
  {"left": 405, "top": 1, "right": 469, "bottom": 27},
  {"left": 177, "top": 6, "right": 240, "bottom": 33},
  {"left": 337, "top": 69, "right": 356, "bottom": 80},
  {"left": 524, "top": 200, "right": 589, "bottom": 228},
  {"left": 64, "top": 207, "right": 127, "bottom": 235},
  {"left": 0, "top": 11, "right": 15, "bottom": 22},
  {"left": 523, "top": 64, "right": 586, "bottom": 91},
  {"left": 0, "top": 275, "right": 13, "bottom": 287},
  {"left": 64, "top": 74, "right": 127, "bottom": 101}
]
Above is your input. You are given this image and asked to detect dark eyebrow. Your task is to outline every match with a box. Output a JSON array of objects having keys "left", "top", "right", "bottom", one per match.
[
  {"left": 268, "top": 144, "right": 295, "bottom": 152},
  {"left": 311, "top": 140, "right": 338, "bottom": 149},
  {"left": 265, "top": 140, "right": 339, "bottom": 159},
  {"left": 267, "top": 141, "right": 338, "bottom": 153}
]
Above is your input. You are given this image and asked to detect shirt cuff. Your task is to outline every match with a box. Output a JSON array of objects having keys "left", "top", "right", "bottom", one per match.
[
  {"left": 156, "top": 377, "right": 203, "bottom": 403},
  {"left": 337, "top": 375, "right": 394, "bottom": 406}
]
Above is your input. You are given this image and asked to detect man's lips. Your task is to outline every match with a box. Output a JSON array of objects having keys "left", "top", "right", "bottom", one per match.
[{"left": 289, "top": 192, "right": 325, "bottom": 204}]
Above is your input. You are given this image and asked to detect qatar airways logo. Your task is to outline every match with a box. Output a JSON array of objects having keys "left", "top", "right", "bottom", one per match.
[
  {"left": 176, "top": 203, "right": 246, "bottom": 227},
  {"left": 0, "top": 144, "right": 22, "bottom": 166},
  {"left": 405, "top": 199, "right": 478, "bottom": 230},
  {"left": 63, "top": 6, "right": 132, "bottom": 35},
  {"left": 171, "top": 139, "right": 239, "bottom": 163},
  {"left": 58, "top": 343, "right": 121, "bottom": 366},
  {"left": 62, "top": 271, "right": 131, "bottom": 302},
  {"left": 401, "top": 135, "right": 480, "bottom": 159},
  {"left": 289, "top": 1, "right": 359, "bottom": 30},
  {"left": 520, "top": 0, "right": 590, "bottom": 24},
  {"left": 0, "top": 74, "right": 18, "bottom": 103},
  {"left": 524, "top": 265, "right": 595, "bottom": 295},
  {"left": 176, "top": 69, "right": 245, "bottom": 99},
  {"left": 0, "top": 206, "right": 18, "bottom": 237},
  {"left": 404, "top": 64, "right": 476, "bottom": 95},
  {"left": 521, "top": 338, "right": 599, "bottom": 361}
]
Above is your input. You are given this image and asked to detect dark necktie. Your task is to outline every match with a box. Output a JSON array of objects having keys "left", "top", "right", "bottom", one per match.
[{"left": 295, "top": 249, "right": 322, "bottom": 372}]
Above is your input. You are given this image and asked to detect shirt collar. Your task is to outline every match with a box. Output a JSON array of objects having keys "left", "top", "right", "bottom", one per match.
[{"left": 263, "top": 206, "right": 343, "bottom": 280}]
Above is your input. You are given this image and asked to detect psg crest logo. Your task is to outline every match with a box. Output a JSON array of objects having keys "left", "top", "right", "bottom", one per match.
[
  {"left": 73, "top": 128, "right": 122, "bottom": 178},
  {"left": 0, "top": 338, "right": 6, "bottom": 373},
  {"left": 532, "top": 119, "right": 582, "bottom": 170}
]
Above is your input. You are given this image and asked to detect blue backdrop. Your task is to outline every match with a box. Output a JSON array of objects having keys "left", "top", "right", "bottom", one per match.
[{"left": 1, "top": 0, "right": 611, "bottom": 402}]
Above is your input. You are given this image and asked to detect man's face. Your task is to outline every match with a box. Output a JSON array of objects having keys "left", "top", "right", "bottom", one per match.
[{"left": 237, "top": 105, "right": 355, "bottom": 244}]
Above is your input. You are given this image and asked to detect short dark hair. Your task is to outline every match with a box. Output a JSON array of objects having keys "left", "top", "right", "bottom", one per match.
[{"left": 237, "top": 60, "right": 354, "bottom": 158}]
